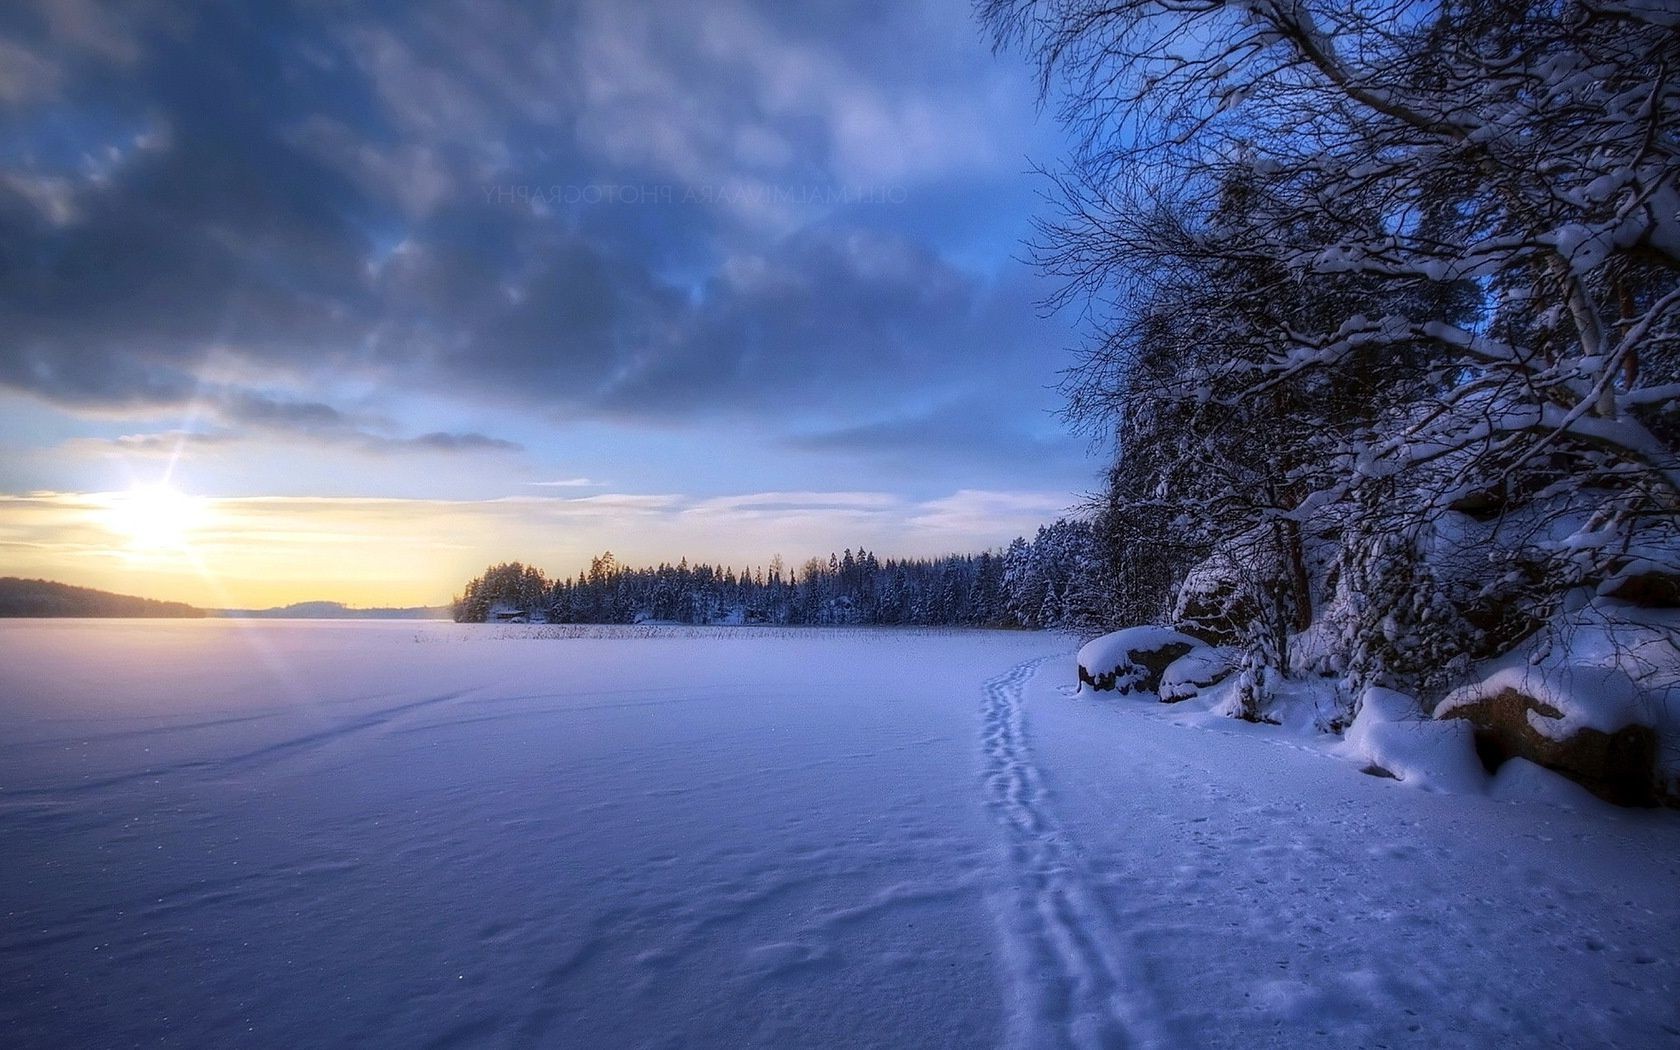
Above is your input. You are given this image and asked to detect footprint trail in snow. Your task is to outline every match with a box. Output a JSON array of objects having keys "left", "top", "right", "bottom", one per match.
[{"left": 980, "top": 657, "right": 1171, "bottom": 1050}]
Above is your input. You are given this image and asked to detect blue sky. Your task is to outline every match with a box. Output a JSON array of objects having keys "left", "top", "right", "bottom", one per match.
[{"left": 0, "top": 0, "right": 1099, "bottom": 604}]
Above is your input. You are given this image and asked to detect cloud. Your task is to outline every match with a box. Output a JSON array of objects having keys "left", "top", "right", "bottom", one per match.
[
  {"left": 789, "top": 398, "right": 1070, "bottom": 461},
  {"left": 571, "top": 0, "right": 1018, "bottom": 203},
  {"left": 389, "top": 431, "right": 521, "bottom": 454},
  {"left": 907, "top": 489, "right": 1076, "bottom": 537},
  {"left": 284, "top": 115, "right": 456, "bottom": 220},
  {"left": 108, "top": 429, "right": 236, "bottom": 453},
  {"left": 0, "top": 0, "right": 1072, "bottom": 486},
  {"left": 585, "top": 226, "right": 984, "bottom": 416},
  {"left": 221, "top": 393, "right": 351, "bottom": 430},
  {"left": 0, "top": 36, "right": 64, "bottom": 106},
  {"left": 72, "top": 425, "right": 522, "bottom": 458},
  {"left": 30, "top": 0, "right": 151, "bottom": 65}
]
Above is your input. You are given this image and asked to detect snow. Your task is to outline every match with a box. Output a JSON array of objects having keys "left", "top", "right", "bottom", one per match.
[
  {"left": 1159, "top": 644, "right": 1237, "bottom": 703},
  {"left": 1490, "top": 758, "right": 1619, "bottom": 814},
  {"left": 1338, "top": 687, "right": 1488, "bottom": 794},
  {"left": 1014, "top": 663, "right": 1680, "bottom": 1047},
  {"left": 3, "top": 620, "right": 1678, "bottom": 1048}
]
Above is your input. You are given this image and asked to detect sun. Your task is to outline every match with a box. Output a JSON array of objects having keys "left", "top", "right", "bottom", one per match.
[{"left": 105, "top": 484, "right": 210, "bottom": 551}]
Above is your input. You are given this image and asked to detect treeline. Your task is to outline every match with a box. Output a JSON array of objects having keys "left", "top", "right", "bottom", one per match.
[
  {"left": 452, "top": 519, "right": 1108, "bottom": 629},
  {"left": 0, "top": 577, "right": 205, "bottom": 618}
]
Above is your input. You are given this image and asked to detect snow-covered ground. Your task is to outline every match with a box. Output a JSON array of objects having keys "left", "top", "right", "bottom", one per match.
[{"left": 1, "top": 621, "right": 1676, "bottom": 1048}]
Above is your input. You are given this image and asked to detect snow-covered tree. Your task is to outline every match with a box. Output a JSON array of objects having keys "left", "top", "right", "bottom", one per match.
[{"left": 986, "top": 0, "right": 1680, "bottom": 701}]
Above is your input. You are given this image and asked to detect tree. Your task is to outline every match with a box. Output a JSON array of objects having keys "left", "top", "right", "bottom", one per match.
[
  {"left": 452, "top": 562, "right": 550, "bottom": 622},
  {"left": 985, "top": 0, "right": 1680, "bottom": 702}
]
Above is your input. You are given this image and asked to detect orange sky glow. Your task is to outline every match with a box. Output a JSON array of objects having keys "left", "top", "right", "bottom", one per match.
[{"left": 0, "top": 487, "right": 1072, "bottom": 609}]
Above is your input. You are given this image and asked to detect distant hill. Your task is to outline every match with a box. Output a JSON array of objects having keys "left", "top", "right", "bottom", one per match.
[
  {"left": 212, "top": 601, "right": 451, "bottom": 620},
  {"left": 0, "top": 578, "right": 206, "bottom": 618}
]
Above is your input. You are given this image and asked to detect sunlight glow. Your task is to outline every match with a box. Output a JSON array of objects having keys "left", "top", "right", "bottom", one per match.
[{"left": 103, "top": 484, "right": 211, "bottom": 551}]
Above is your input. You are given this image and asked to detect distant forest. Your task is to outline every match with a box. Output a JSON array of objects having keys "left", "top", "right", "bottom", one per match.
[
  {"left": 0, "top": 578, "right": 205, "bottom": 618},
  {"left": 453, "top": 519, "right": 1108, "bottom": 630}
]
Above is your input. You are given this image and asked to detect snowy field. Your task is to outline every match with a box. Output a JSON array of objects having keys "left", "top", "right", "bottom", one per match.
[{"left": 2, "top": 621, "right": 1677, "bottom": 1048}]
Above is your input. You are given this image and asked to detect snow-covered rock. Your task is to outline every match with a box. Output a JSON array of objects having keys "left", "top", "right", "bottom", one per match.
[
  {"left": 1436, "top": 683, "right": 1659, "bottom": 805},
  {"left": 1434, "top": 599, "right": 1679, "bottom": 806},
  {"left": 1077, "top": 626, "right": 1202, "bottom": 695},
  {"left": 1170, "top": 550, "right": 1254, "bottom": 645},
  {"left": 1159, "top": 645, "right": 1237, "bottom": 703},
  {"left": 1340, "top": 687, "right": 1486, "bottom": 794}
]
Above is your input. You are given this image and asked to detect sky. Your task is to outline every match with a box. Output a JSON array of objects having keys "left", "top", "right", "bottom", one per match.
[{"left": 0, "top": 0, "right": 1099, "bottom": 608}]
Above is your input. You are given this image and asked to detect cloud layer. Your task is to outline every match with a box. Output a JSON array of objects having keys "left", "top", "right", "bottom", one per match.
[{"left": 0, "top": 0, "right": 1069, "bottom": 453}]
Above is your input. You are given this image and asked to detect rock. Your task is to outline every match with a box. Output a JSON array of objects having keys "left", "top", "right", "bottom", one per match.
[
  {"left": 1437, "top": 687, "right": 1659, "bottom": 806},
  {"left": 1077, "top": 626, "right": 1202, "bottom": 696},
  {"left": 1453, "top": 557, "right": 1553, "bottom": 660},
  {"left": 1447, "top": 488, "right": 1505, "bottom": 521},
  {"left": 1600, "top": 567, "right": 1680, "bottom": 609},
  {"left": 1171, "top": 553, "right": 1256, "bottom": 645},
  {"left": 1458, "top": 594, "right": 1549, "bottom": 661}
]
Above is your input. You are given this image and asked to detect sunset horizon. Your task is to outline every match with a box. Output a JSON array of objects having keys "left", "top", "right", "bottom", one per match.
[
  {"left": 2, "top": 484, "right": 1079, "bottom": 608},
  {"left": 0, "top": 0, "right": 1092, "bottom": 609}
]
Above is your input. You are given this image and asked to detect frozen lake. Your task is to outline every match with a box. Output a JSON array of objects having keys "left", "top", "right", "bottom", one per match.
[{"left": 2, "top": 620, "right": 1677, "bottom": 1048}]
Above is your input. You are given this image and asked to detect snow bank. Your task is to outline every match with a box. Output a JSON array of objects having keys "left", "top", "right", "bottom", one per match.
[
  {"left": 1489, "top": 758, "right": 1617, "bottom": 813},
  {"left": 1340, "top": 687, "right": 1486, "bottom": 794}
]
